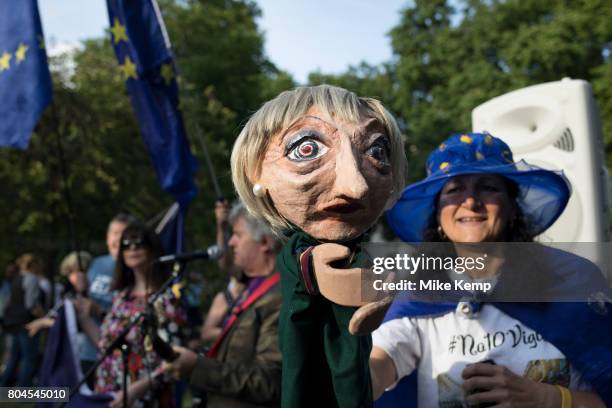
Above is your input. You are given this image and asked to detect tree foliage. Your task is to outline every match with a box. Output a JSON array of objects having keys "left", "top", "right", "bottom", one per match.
[
  {"left": 310, "top": 0, "right": 612, "bottom": 185},
  {"left": 4, "top": 0, "right": 612, "bottom": 276},
  {"left": 1, "top": 0, "right": 295, "bottom": 278}
]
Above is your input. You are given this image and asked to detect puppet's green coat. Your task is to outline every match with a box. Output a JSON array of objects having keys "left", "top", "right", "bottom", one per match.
[{"left": 277, "top": 231, "right": 373, "bottom": 408}]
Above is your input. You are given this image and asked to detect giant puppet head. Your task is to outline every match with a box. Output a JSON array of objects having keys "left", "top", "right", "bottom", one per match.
[{"left": 231, "top": 85, "right": 406, "bottom": 241}]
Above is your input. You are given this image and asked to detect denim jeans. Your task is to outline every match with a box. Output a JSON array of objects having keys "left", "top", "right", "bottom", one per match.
[{"left": 0, "top": 329, "right": 40, "bottom": 387}]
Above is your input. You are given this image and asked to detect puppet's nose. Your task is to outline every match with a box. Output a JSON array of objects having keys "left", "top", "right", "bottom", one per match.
[{"left": 333, "top": 143, "right": 369, "bottom": 199}]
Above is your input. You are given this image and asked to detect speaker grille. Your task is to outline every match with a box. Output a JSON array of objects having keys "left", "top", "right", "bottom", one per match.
[{"left": 553, "top": 128, "right": 575, "bottom": 152}]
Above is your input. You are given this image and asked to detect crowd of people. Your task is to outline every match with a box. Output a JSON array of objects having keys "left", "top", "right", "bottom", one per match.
[
  {"left": 0, "top": 200, "right": 282, "bottom": 407},
  {"left": 0, "top": 214, "right": 133, "bottom": 389},
  {"left": 1, "top": 85, "right": 611, "bottom": 407}
]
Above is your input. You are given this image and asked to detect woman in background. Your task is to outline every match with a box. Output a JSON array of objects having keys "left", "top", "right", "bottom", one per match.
[
  {"left": 78, "top": 222, "right": 186, "bottom": 407},
  {"left": 26, "top": 250, "right": 92, "bottom": 336}
]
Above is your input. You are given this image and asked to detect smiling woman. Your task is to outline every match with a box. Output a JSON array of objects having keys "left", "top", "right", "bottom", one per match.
[
  {"left": 372, "top": 132, "right": 611, "bottom": 408},
  {"left": 437, "top": 174, "right": 516, "bottom": 243}
]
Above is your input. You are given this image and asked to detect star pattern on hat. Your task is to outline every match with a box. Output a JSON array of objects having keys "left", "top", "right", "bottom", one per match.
[{"left": 460, "top": 134, "right": 473, "bottom": 144}]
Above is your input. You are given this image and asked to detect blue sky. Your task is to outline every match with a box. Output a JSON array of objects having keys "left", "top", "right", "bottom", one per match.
[{"left": 38, "top": 0, "right": 405, "bottom": 84}]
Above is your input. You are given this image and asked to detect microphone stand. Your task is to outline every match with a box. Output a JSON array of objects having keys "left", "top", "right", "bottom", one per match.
[{"left": 63, "top": 261, "right": 185, "bottom": 407}]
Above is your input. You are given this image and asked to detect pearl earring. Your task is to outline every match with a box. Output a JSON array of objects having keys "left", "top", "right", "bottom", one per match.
[{"left": 252, "top": 183, "right": 266, "bottom": 198}]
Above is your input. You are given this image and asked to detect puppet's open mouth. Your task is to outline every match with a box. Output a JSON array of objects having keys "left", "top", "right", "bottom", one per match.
[{"left": 321, "top": 201, "right": 365, "bottom": 214}]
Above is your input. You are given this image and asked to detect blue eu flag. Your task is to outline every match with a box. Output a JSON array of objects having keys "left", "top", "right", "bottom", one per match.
[
  {"left": 36, "top": 301, "right": 114, "bottom": 407},
  {"left": 106, "top": 0, "right": 198, "bottom": 208},
  {"left": 0, "top": 0, "right": 52, "bottom": 150}
]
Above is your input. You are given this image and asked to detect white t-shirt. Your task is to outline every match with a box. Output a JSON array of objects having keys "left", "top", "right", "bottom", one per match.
[{"left": 372, "top": 304, "right": 590, "bottom": 407}]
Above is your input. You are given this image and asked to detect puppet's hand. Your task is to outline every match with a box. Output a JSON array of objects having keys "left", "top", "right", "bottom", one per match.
[
  {"left": 311, "top": 243, "right": 366, "bottom": 307},
  {"left": 348, "top": 296, "right": 393, "bottom": 336},
  {"left": 311, "top": 244, "right": 393, "bottom": 335}
]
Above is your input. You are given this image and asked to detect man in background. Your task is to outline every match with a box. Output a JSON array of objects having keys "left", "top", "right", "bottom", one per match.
[{"left": 166, "top": 202, "right": 282, "bottom": 408}]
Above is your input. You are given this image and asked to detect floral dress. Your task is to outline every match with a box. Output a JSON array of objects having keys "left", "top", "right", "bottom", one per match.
[{"left": 95, "top": 289, "right": 187, "bottom": 406}]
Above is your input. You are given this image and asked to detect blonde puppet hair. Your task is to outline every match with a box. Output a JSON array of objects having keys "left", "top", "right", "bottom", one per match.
[{"left": 231, "top": 84, "right": 406, "bottom": 235}]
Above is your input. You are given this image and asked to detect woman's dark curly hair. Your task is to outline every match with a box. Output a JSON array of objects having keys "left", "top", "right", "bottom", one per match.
[
  {"left": 112, "top": 222, "right": 170, "bottom": 291},
  {"left": 422, "top": 177, "right": 536, "bottom": 243}
]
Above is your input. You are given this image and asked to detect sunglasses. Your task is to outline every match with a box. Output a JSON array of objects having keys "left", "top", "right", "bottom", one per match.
[{"left": 120, "top": 237, "right": 146, "bottom": 250}]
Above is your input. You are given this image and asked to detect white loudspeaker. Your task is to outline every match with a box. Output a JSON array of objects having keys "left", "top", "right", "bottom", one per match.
[
  {"left": 472, "top": 78, "right": 610, "bottom": 242},
  {"left": 472, "top": 79, "right": 611, "bottom": 278}
]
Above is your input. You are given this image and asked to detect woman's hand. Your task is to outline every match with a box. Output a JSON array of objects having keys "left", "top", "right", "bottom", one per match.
[
  {"left": 162, "top": 346, "right": 198, "bottom": 380},
  {"left": 109, "top": 389, "right": 136, "bottom": 408},
  {"left": 462, "top": 363, "right": 559, "bottom": 407},
  {"left": 108, "top": 377, "right": 152, "bottom": 408},
  {"left": 370, "top": 346, "right": 398, "bottom": 401},
  {"left": 25, "top": 316, "right": 55, "bottom": 337}
]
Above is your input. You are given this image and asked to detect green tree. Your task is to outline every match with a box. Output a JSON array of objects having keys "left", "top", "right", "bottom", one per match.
[
  {"left": 2, "top": 0, "right": 296, "bottom": 282},
  {"left": 307, "top": 0, "right": 612, "bottom": 189},
  {"left": 389, "top": 0, "right": 612, "bottom": 181},
  {"left": 0, "top": 40, "right": 170, "bottom": 271},
  {"left": 308, "top": 62, "right": 396, "bottom": 104}
]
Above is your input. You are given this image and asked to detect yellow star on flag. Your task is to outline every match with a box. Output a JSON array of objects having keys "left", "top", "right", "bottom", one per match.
[
  {"left": 120, "top": 56, "right": 138, "bottom": 80},
  {"left": 0, "top": 52, "right": 11, "bottom": 71},
  {"left": 160, "top": 63, "right": 174, "bottom": 85},
  {"left": 110, "top": 18, "right": 128, "bottom": 44},
  {"left": 15, "top": 43, "right": 28, "bottom": 63}
]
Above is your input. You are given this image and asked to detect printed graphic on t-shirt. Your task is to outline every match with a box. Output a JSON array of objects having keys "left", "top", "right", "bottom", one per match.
[
  {"left": 90, "top": 275, "right": 111, "bottom": 298},
  {"left": 446, "top": 323, "right": 545, "bottom": 357}
]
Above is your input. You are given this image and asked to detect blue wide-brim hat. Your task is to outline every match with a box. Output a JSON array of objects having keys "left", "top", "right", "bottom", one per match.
[{"left": 387, "top": 132, "right": 571, "bottom": 242}]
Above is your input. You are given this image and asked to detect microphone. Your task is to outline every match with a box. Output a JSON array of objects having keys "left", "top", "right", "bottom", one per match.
[{"left": 155, "top": 245, "right": 224, "bottom": 264}]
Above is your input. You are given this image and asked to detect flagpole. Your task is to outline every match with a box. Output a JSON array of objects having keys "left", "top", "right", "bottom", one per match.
[
  {"left": 150, "top": 0, "right": 172, "bottom": 50},
  {"left": 194, "top": 126, "right": 223, "bottom": 198},
  {"left": 50, "top": 101, "right": 83, "bottom": 271},
  {"left": 147, "top": 202, "right": 176, "bottom": 228},
  {"left": 151, "top": 0, "right": 224, "bottom": 199}
]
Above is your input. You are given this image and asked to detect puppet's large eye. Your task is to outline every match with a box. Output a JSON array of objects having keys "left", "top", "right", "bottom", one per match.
[
  {"left": 286, "top": 134, "right": 328, "bottom": 162},
  {"left": 366, "top": 137, "right": 390, "bottom": 166}
]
